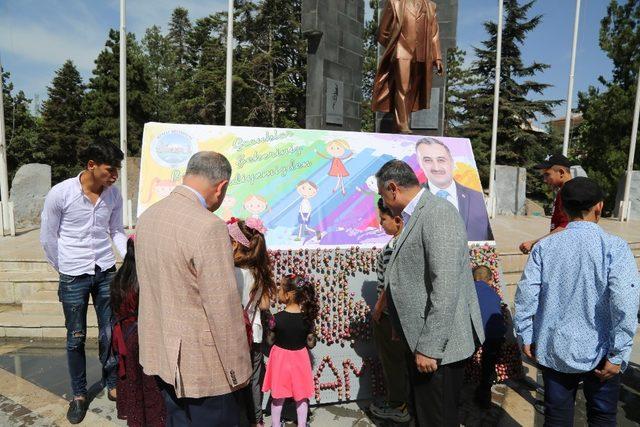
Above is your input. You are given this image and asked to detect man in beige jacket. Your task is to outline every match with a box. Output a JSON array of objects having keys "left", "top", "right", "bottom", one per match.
[{"left": 136, "top": 151, "right": 251, "bottom": 426}]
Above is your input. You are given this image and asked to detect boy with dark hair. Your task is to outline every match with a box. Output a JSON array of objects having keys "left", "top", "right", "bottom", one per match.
[
  {"left": 519, "top": 154, "right": 573, "bottom": 254},
  {"left": 515, "top": 177, "right": 640, "bottom": 425},
  {"left": 41, "top": 141, "right": 126, "bottom": 424},
  {"left": 472, "top": 265, "right": 506, "bottom": 409},
  {"left": 370, "top": 198, "right": 410, "bottom": 423}
]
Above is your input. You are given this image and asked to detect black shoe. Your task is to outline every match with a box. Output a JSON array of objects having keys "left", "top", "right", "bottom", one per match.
[{"left": 67, "top": 398, "right": 88, "bottom": 424}]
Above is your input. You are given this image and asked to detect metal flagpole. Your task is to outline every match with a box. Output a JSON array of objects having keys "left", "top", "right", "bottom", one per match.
[
  {"left": 620, "top": 65, "right": 640, "bottom": 221},
  {"left": 225, "top": 0, "right": 234, "bottom": 126},
  {"left": 0, "top": 55, "right": 10, "bottom": 235},
  {"left": 119, "top": 0, "right": 129, "bottom": 227},
  {"left": 487, "top": 0, "right": 504, "bottom": 219},
  {"left": 562, "top": 0, "right": 581, "bottom": 157}
]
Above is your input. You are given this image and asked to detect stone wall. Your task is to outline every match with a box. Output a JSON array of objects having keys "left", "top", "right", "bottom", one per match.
[
  {"left": 495, "top": 165, "right": 526, "bottom": 215},
  {"left": 614, "top": 171, "right": 640, "bottom": 220},
  {"left": 303, "top": 0, "right": 365, "bottom": 131}
]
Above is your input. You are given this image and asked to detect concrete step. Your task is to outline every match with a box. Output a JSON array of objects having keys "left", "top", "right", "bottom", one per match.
[
  {"left": 0, "top": 259, "right": 55, "bottom": 273},
  {"left": 0, "top": 270, "right": 59, "bottom": 304},
  {"left": 0, "top": 306, "right": 98, "bottom": 339},
  {"left": 21, "top": 290, "right": 65, "bottom": 315}
]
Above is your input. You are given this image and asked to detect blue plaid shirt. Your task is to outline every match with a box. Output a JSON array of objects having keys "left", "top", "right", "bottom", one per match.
[{"left": 515, "top": 221, "right": 640, "bottom": 373}]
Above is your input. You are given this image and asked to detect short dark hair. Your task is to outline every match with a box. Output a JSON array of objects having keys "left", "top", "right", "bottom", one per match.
[
  {"left": 297, "top": 180, "right": 318, "bottom": 190},
  {"left": 185, "top": 151, "right": 232, "bottom": 184},
  {"left": 377, "top": 197, "right": 393, "bottom": 217},
  {"left": 473, "top": 265, "right": 493, "bottom": 282},
  {"left": 560, "top": 177, "right": 604, "bottom": 219},
  {"left": 375, "top": 160, "right": 420, "bottom": 188},
  {"left": 79, "top": 142, "right": 124, "bottom": 168},
  {"left": 415, "top": 137, "right": 453, "bottom": 159}
]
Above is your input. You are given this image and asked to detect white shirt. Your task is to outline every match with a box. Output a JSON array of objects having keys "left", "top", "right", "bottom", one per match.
[
  {"left": 428, "top": 180, "right": 459, "bottom": 211},
  {"left": 40, "top": 173, "right": 128, "bottom": 276},
  {"left": 299, "top": 198, "right": 312, "bottom": 214},
  {"left": 234, "top": 267, "right": 263, "bottom": 344},
  {"left": 402, "top": 188, "right": 425, "bottom": 226}
]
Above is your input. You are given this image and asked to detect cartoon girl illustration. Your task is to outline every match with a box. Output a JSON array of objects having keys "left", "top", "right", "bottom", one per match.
[
  {"left": 142, "top": 178, "right": 177, "bottom": 204},
  {"left": 219, "top": 195, "right": 237, "bottom": 222},
  {"left": 316, "top": 139, "right": 352, "bottom": 195},
  {"left": 244, "top": 194, "right": 269, "bottom": 219}
]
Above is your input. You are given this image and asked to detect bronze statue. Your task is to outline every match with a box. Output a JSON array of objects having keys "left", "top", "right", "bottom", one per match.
[{"left": 372, "top": 0, "right": 443, "bottom": 134}]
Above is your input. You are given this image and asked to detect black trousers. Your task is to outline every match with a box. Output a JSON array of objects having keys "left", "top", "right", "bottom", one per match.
[
  {"left": 407, "top": 355, "right": 466, "bottom": 427},
  {"left": 159, "top": 379, "right": 241, "bottom": 427}
]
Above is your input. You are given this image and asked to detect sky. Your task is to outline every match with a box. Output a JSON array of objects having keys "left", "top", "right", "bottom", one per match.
[{"left": 0, "top": 0, "right": 613, "bottom": 120}]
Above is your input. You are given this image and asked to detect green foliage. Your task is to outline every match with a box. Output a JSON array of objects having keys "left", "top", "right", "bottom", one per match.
[
  {"left": 361, "top": 0, "right": 380, "bottom": 133},
  {"left": 82, "top": 29, "right": 152, "bottom": 156},
  {"left": 2, "top": 70, "right": 38, "bottom": 182},
  {"left": 450, "top": 0, "right": 561, "bottom": 199},
  {"left": 39, "top": 60, "right": 85, "bottom": 183},
  {"left": 575, "top": 0, "right": 640, "bottom": 213}
]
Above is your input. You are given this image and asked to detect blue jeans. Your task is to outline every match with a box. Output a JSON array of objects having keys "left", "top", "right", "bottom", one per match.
[
  {"left": 58, "top": 265, "right": 118, "bottom": 397},
  {"left": 542, "top": 366, "right": 621, "bottom": 427}
]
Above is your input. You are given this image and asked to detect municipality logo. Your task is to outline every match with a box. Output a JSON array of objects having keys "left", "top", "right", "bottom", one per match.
[{"left": 151, "top": 130, "right": 197, "bottom": 168}]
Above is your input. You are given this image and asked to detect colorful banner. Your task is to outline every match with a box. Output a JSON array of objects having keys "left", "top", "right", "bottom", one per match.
[{"left": 138, "top": 123, "right": 494, "bottom": 248}]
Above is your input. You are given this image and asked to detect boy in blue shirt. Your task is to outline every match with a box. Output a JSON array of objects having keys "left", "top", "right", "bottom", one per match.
[
  {"left": 515, "top": 177, "right": 640, "bottom": 426},
  {"left": 472, "top": 265, "right": 507, "bottom": 409}
]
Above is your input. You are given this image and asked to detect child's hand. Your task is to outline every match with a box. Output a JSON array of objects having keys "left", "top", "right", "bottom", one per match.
[{"left": 306, "top": 333, "right": 317, "bottom": 349}]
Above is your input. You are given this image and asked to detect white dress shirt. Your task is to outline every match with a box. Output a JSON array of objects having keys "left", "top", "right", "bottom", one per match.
[
  {"left": 428, "top": 180, "right": 459, "bottom": 211},
  {"left": 40, "top": 173, "right": 128, "bottom": 276},
  {"left": 234, "top": 267, "right": 263, "bottom": 344},
  {"left": 402, "top": 188, "right": 426, "bottom": 225}
]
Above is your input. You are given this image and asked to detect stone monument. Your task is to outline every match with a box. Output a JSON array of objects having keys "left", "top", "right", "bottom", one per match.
[
  {"left": 9, "top": 163, "right": 51, "bottom": 229},
  {"left": 375, "top": 0, "right": 458, "bottom": 136},
  {"left": 302, "top": 0, "right": 365, "bottom": 131},
  {"left": 614, "top": 171, "right": 640, "bottom": 221},
  {"left": 495, "top": 165, "right": 526, "bottom": 216}
]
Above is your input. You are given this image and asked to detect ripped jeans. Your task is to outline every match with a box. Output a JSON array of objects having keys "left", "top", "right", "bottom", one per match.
[{"left": 58, "top": 265, "right": 118, "bottom": 397}]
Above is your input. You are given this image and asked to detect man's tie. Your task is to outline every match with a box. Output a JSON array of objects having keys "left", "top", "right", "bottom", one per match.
[{"left": 436, "top": 189, "right": 449, "bottom": 200}]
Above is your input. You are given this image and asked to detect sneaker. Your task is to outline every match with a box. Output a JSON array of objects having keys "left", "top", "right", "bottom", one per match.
[
  {"left": 67, "top": 398, "right": 88, "bottom": 424},
  {"left": 370, "top": 401, "right": 411, "bottom": 423}
]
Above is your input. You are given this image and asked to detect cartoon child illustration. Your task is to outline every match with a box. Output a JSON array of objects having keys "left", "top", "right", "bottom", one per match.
[
  {"left": 219, "top": 195, "right": 237, "bottom": 222},
  {"left": 316, "top": 139, "right": 353, "bottom": 195},
  {"left": 244, "top": 194, "right": 269, "bottom": 219},
  {"left": 355, "top": 175, "right": 378, "bottom": 196},
  {"left": 142, "top": 178, "right": 177, "bottom": 204},
  {"left": 296, "top": 180, "right": 322, "bottom": 242}
]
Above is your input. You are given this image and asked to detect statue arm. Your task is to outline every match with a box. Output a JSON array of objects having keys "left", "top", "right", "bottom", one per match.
[
  {"left": 377, "top": 0, "right": 395, "bottom": 47},
  {"left": 431, "top": 2, "right": 443, "bottom": 74}
]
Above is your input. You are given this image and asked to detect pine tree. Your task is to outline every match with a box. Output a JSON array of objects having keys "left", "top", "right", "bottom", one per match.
[
  {"left": 575, "top": 0, "right": 640, "bottom": 212},
  {"left": 83, "top": 29, "right": 152, "bottom": 156},
  {"left": 39, "top": 60, "right": 86, "bottom": 183},
  {"left": 458, "top": 0, "right": 560, "bottom": 197},
  {"left": 142, "top": 25, "right": 177, "bottom": 122},
  {"left": 443, "top": 47, "right": 479, "bottom": 136},
  {"left": 361, "top": 0, "right": 380, "bottom": 132},
  {"left": 2, "top": 69, "right": 38, "bottom": 181},
  {"left": 168, "top": 7, "right": 192, "bottom": 69}
]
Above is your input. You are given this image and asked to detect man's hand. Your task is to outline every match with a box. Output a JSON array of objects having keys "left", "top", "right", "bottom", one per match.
[
  {"left": 434, "top": 59, "right": 444, "bottom": 75},
  {"left": 595, "top": 360, "right": 621, "bottom": 382},
  {"left": 522, "top": 344, "right": 536, "bottom": 362},
  {"left": 415, "top": 352, "right": 438, "bottom": 374},
  {"left": 519, "top": 240, "right": 535, "bottom": 254}
]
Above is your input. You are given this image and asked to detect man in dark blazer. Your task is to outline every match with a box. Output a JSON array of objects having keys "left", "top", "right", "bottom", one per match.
[
  {"left": 375, "top": 159, "right": 485, "bottom": 426},
  {"left": 416, "top": 138, "right": 494, "bottom": 241}
]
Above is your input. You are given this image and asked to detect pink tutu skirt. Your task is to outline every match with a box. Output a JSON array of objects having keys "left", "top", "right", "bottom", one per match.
[{"left": 262, "top": 345, "right": 314, "bottom": 401}]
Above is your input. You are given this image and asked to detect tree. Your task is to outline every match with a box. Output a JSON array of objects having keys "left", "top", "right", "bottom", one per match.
[
  {"left": 39, "top": 60, "right": 85, "bottom": 183},
  {"left": 83, "top": 29, "right": 152, "bottom": 156},
  {"left": 361, "top": 0, "right": 380, "bottom": 132},
  {"left": 2, "top": 69, "right": 38, "bottom": 181},
  {"left": 168, "top": 7, "right": 192, "bottom": 69},
  {"left": 574, "top": 0, "right": 639, "bottom": 213},
  {"left": 443, "top": 47, "right": 479, "bottom": 136},
  {"left": 457, "top": 0, "right": 560, "bottom": 198},
  {"left": 142, "top": 25, "right": 177, "bottom": 122}
]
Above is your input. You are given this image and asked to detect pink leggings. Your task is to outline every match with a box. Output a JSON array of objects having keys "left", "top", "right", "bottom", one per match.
[{"left": 271, "top": 398, "right": 308, "bottom": 427}]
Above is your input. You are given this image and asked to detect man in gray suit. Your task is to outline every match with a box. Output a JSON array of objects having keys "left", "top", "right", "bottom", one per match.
[{"left": 375, "top": 160, "right": 484, "bottom": 426}]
